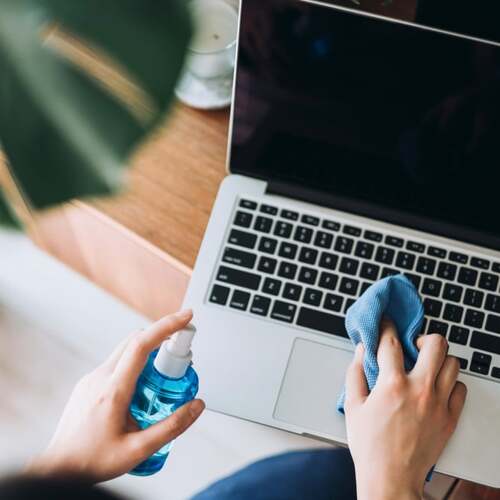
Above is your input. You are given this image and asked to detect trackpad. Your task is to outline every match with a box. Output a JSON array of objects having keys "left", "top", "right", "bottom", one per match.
[{"left": 274, "top": 338, "right": 352, "bottom": 440}]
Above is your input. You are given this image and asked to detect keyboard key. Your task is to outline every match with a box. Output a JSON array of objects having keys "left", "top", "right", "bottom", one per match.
[
  {"left": 314, "top": 231, "right": 334, "bottom": 249},
  {"left": 223, "top": 247, "right": 257, "bottom": 269},
  {"left": 209, "top": 284, "right": 230, "bottom": 305},
  {"left": 278, "top": 262, "right": 298, "bottom": 280},
  {"left": 456, "top": 357, "right": 468, "bottom": 370},
  {"left": 491, "top": 367, "right": 500, "bottom": 379},
  {"left": 254, "top": 216, "right": 273, "bottom": 233},
  {"left": 271, "top": 301, "right": 297, "bottom": 323},
  {"left": 381, "top": 268, "right": 399, "bottom": 279},
  {"left": 278, "top": 242, "right": 298, "bottom": 260},
  {"left": 319, "top": 272, "right": 338, "bottom": 290},
  {"left": 406, "top": 241, "right": 425, "bottom": 253},
  {"left": 281, "top": 209, "right": 298, "bottom": 221},
  {"left": 283, "top": 283, "right": 303, "bottom": 301},
  {"left": 274, "top": 221, "right": 293, "bottom": 238},
  {"left": 464, "top": 289, "right": 484, "bottom": 308},
  {"left": 217, "top": 266, "right": 261, "bottom": 290},
  {"left": 299, "top": 247, "right": 318, "bottom": 265},
  {"left": 355, "top": 241, "right": 374, "bottom": 259},
  {"left": 428, "top": 320, "right": 448, "bottom": 337},
  {"left": 303, "top": 288, "right": 323, "bottom": 307},
  {"left": 258, "top": 237, "right": 278, "bottom": 254},
  {"left": 294, "top": 226, "right": 313, "bottom": 244},
  {"left": 360, "top": 282, "right": 371, "bottom": 295},
  {"left": 422, "top": 278, "right": 442, "bottom": 297},
  {"left": 479, "top": 272, "right": 499, "bottom": 292},
  {"left": 416, "top": 257, "right": 436, "bottom": 275},
  {"left": 298, "top": 267, "right": 318, "bottom": 285},
  {"left": 437, "top": 262, "right": 457, "bottom": 281},
  {"left": 230, "top": 290, "right": 250, "bottom": 311},
  {"left": 443, "top": 304, "right": 464, "bottom": 323},
  {"left": 297, "top": 307, "right": 348, "bottom": 337},
  {"left": 240, "top": 199, "right": 257, "bottom": 210},
  {"left": 424, "top": 298, "right": 443, "bottom": 318},
  {"left": 322, "top": 220, "right": 341, "bottom": 231},
  {"left": 471, "top": 352, "right": 492, "bottom": 373},
  {"left": 260, "top": 204, "right": 278, "bottom": 215},
  {"left": 449, "top": 326, "right": 469, "bottom": 345},
  {"left": 443, "top": 283, "right": 463, "bottom": 303},
  {"left": 257, "top": 256, "right": 277, "bottom": 274},
  {"left": 360, "top": 262, "right": 380, "bottom": 281},
  {"left": 324, "top": 293, "right": 343, "bottom": 312},
  {"left": 228, "top": 229, "right": 257, "bottom": 249},
  {"left": 250, "top": 295, "right": 271, "bottom": 316},
  {"left": 458, "top": 267, "right": 478, "bottom": 286},
  {"left": 339, "top": 277, "right": 359, "bottom": 296},
  {"left": 471, "top": 257, "right": 490, "bottom": 270},
  {"left": 234, "top": 211, "right": 253, "bottom": 228},
  {"left": 375, "top": 247, "right": 395, "bottom": 265},
  {"left": 464, "top": 309, "right": 485, "bottom": 329},
  {"left": 339, "top": 257, "right": 359, "bottom": 276},
  {"left": 385, "top": 236, "right": 404, "bottom": 247},
  {"left": 486, "top": 314, "right": 500, "bottom": 334},
  {"left": 471, "top": 332, "right": 500, "bottom": 355},
  {"left": 485, "top": 294, "right": 500, "bottom": 314},
  {"left": 334, "top": 237, "right": 354, "bottom": 254},
  {"left": 345, "top": 298, "right": 356, "bottom": 313},
  {"left": 396, "top": 252, "right": 415, "bottom": 270},
  {"left": 262, "top": 278, "right": 282, "bottom": 296},
  {"left": 450, "top": 252, "right": 468, "bottom": 264},
  {"left": 428, "top": 247, "right": 447, "bottom": 258},
  {"left": 343, "top": 225, "right": 362, "bottom": 237},
  {"left": 404, "top": 273, "right": 421, "bottom": 289},
  {"left": 301, "top": 215, "right": 320, "bottom": 226},
  {"left": 493, "top": 263, "right": 500, "bottom": 273},
  {"left": 364, "top": 230, "right": 383, "bottom": 242},
  {"left": 319, "top": 252, "right": 338, "bottom": 270}
]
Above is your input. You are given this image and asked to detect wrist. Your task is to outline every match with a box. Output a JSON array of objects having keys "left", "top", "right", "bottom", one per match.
[{"left": 355, "top": 467, "right": 423, "bottom": 500}]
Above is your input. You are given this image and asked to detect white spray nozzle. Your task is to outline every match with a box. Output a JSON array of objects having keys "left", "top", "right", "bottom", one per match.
[{"left": 154, "top": 323, "right": 197, "bottom": 378}]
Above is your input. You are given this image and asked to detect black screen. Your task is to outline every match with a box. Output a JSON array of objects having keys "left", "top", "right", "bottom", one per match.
[{"left": 229, "top": 0, "right": 500, "bottom": 247}]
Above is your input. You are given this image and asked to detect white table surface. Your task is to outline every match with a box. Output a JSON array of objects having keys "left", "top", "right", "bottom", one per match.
[{"left": 0, "top": 230, "right": 452, "bottom": 499}]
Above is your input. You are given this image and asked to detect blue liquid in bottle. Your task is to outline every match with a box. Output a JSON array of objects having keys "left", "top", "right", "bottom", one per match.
[{"left": 129, "top": 325, "right": 199, "bottom": 476}]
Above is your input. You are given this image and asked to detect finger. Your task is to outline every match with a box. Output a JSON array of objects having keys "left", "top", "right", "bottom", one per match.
[
  {"left": 449, "top": 381, "right": 467, "bottom": 424},
  {"left": 377, "top": 318, "right": 404, "bottom": 377},
  {"left": 101, "top": 331, "right": 141, "bottom": 371},
  {"left": 345, "top": 343, "right": 368, "bottom": 411},
  {"left": 411, "top": 334, "right": 448, "bottom": 384},
  {"left": 111, "top": 310, "right": 193, "bottom": 395},
  {"left": 436, "top": 356, "right": 460, "bottom": 399},
  {"left": 127, "top": 399, "right": 205, "bottom": 462}
]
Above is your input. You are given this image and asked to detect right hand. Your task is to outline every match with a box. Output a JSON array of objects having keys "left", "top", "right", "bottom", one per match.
[{"left": 344, "top": 319, "right": 467, "bottom": 500}]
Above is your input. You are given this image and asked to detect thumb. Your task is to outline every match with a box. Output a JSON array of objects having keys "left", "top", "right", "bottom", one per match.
[
  {"left": 127, "top": 399, "right": 205, "bottom": 461},
  {"left": 344, "top": 343, "right": 368, "bottom": 413}
]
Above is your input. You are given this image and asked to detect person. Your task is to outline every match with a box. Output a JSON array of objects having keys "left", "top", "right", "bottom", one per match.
[{"left": 0, "top": 310, "right": 466, "bottom": 500}]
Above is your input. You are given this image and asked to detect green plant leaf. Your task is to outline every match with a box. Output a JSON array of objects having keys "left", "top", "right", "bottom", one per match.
[
  {"left": 0, "top": 0, "right": 191, "bottom": 210},
  {"left": 0, "top": 189, "right": 20, "bottom": 227}
]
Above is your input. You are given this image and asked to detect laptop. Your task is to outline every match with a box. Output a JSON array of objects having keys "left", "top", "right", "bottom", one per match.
[{"left": 184, "top": 0, "right": 500, "bottom": 487}]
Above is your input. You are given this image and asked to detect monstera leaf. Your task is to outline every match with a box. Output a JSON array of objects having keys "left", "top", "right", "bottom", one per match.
[{"left": 0, "top": 0, "right": 192, "bottom": 226}]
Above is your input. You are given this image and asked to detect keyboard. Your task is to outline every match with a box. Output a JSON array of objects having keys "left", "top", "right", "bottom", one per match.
[{"left": 207, "top": 197, "right": 500, "bottom": 383}]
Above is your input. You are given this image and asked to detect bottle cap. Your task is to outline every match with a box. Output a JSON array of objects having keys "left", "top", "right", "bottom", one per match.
[{"left": 153, "top": 324, "right": 196, "bottom": 378}]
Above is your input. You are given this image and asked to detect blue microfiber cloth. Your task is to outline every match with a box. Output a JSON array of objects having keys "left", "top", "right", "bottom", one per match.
[{"left": 337, "top": 274, "right": 425, "bottom": 413}]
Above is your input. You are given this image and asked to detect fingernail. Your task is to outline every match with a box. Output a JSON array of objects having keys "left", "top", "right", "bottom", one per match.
[
  {"left": 190, "top": 399, "right": 205, "bottom": 418},
  {"left": 176, "top": 309, "right": 193, "bottom": 319}
]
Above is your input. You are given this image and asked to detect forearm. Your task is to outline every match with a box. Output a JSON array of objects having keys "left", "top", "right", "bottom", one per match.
[{"left": 356, "top": 468, "right": 423, "bottom": 500}]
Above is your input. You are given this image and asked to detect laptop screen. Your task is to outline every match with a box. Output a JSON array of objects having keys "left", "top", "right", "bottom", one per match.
[{"left": 229, "top": 0, "right": 500, "bottom": 245}]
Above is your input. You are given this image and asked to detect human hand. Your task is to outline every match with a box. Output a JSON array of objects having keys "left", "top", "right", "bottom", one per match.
[
  {"left": 27, "top": 310, "right": 205, "bottom": 483},
  {"left": 344, "top": 319, "right": 467, "bottom": 500}
]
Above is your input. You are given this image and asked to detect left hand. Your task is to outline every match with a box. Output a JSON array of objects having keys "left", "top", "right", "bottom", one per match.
[{"left": 27, "top": 310, "right": 205, "bottom": 483}]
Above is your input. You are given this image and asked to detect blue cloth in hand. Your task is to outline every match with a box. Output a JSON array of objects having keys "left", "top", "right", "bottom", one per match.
[{"left": 337, "top": 274, "right": 424, "bottom": 413}]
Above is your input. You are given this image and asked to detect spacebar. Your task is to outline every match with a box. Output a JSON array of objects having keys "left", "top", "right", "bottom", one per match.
[{"left": 297, "top": 307, "right": 348, "bottom": 338}]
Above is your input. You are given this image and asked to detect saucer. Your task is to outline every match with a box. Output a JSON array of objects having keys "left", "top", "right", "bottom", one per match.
[{"left": 175, "top": 71, "right": 233, "bottom": 110}]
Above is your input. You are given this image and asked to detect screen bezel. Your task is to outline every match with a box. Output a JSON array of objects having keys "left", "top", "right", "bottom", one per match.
[{"left": 226, "top": 0, "right": 500, "bottom": 251}]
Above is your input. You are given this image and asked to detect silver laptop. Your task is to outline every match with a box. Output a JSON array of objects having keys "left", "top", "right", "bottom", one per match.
[{"left": 184, "top": 0, "right": 500, "bottom": 487}]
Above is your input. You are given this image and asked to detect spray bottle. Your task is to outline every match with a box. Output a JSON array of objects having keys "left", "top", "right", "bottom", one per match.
[{"left": 129, "top": 324, "right": 199, "bottom": 476}]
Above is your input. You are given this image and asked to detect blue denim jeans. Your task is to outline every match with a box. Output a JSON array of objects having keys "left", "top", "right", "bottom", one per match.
[{"left": 192, "top": 448, "right": 357, "bottom": 500}]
